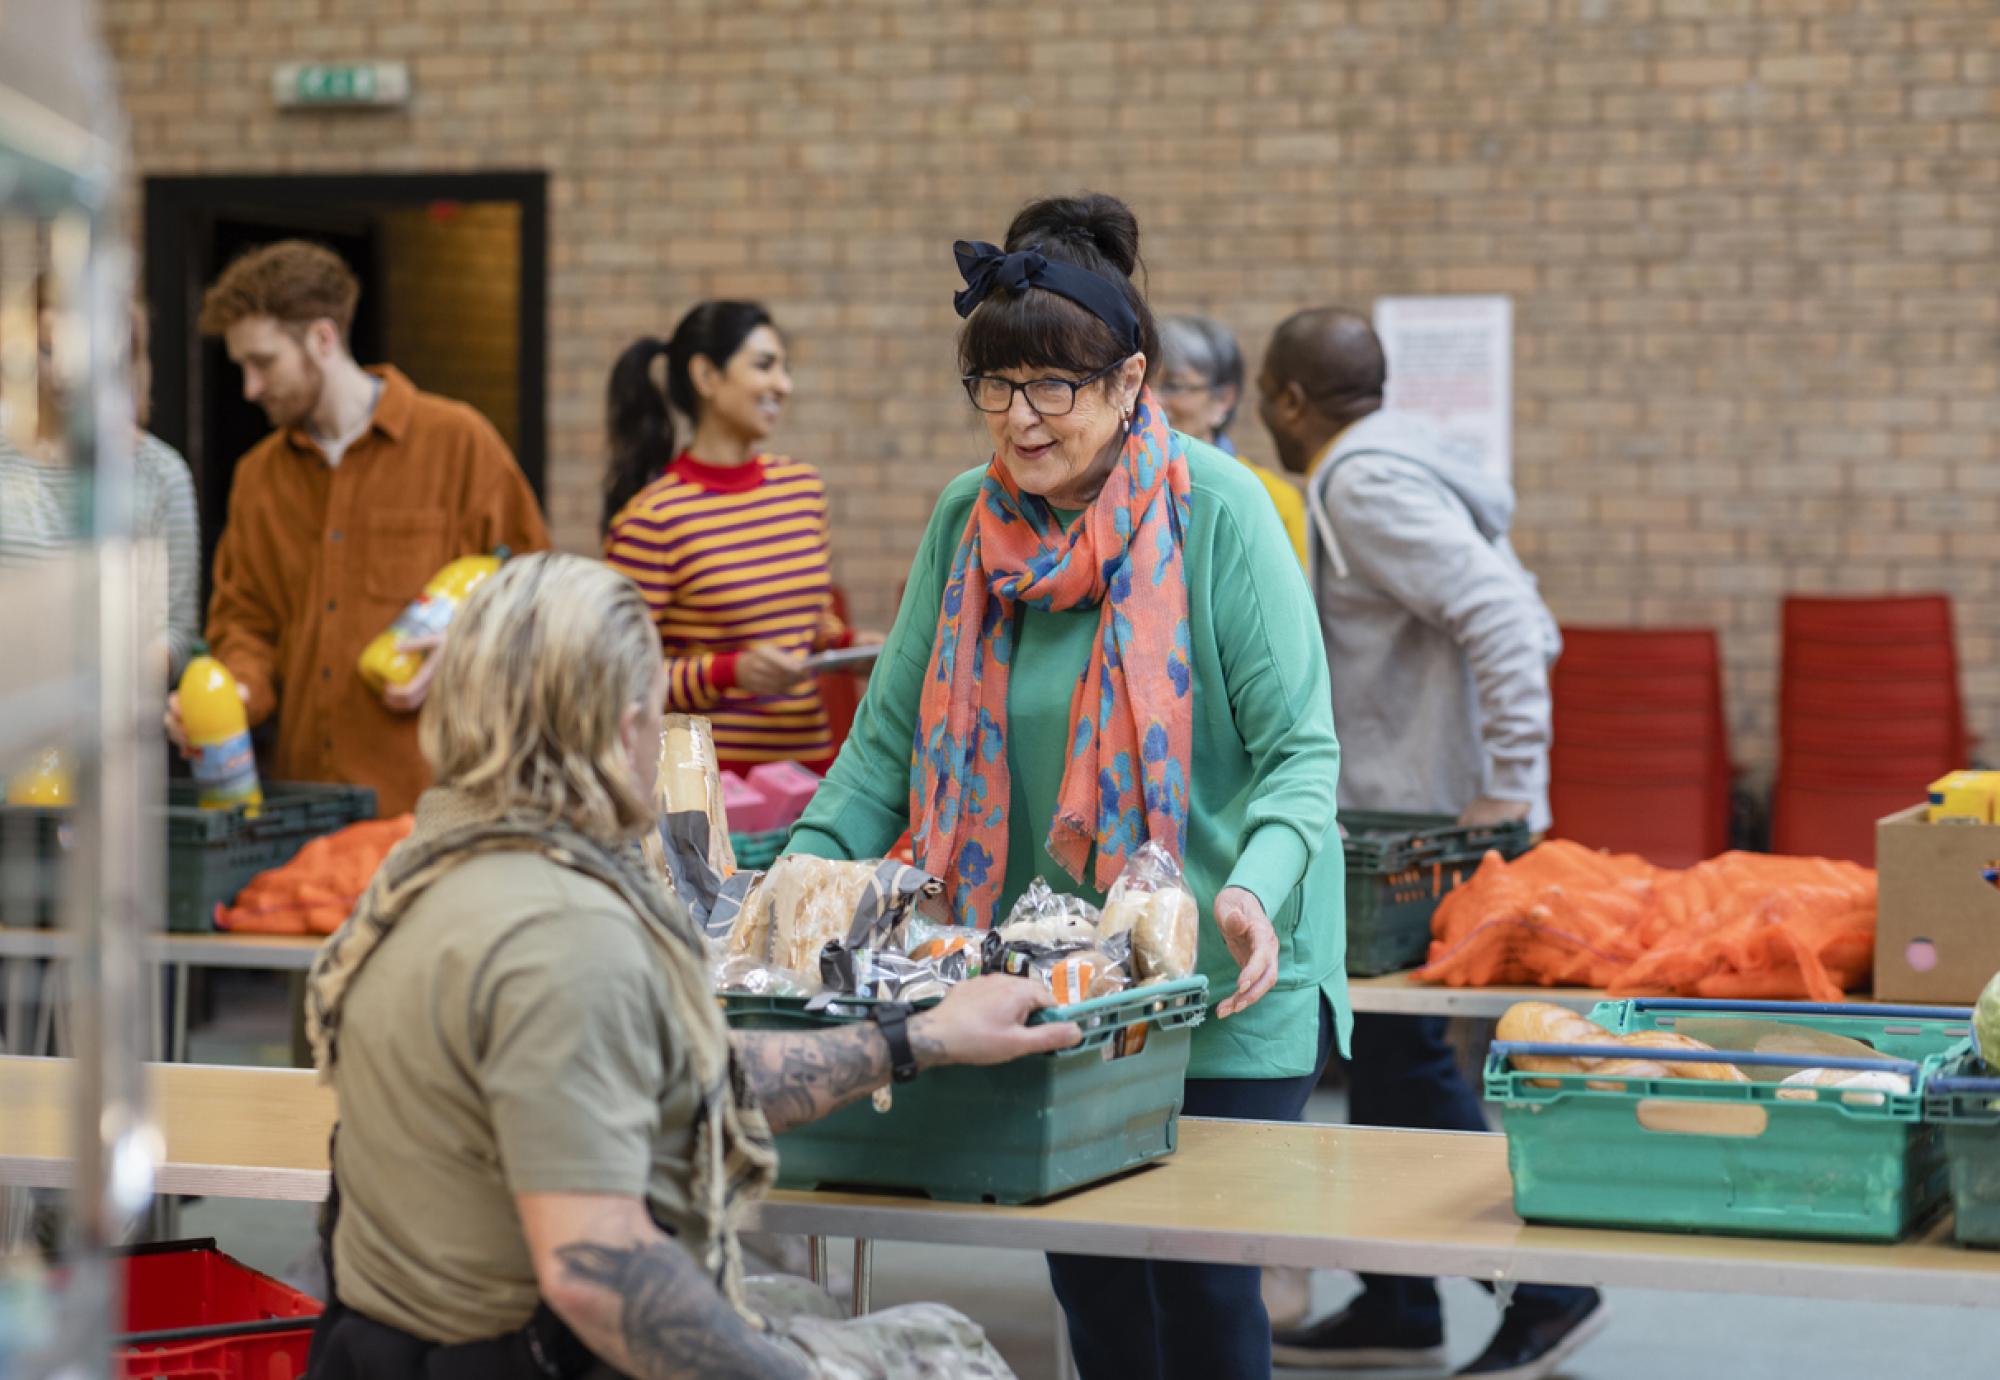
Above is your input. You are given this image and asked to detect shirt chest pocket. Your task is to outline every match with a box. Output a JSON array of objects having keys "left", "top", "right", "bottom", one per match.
[{"left": 362, "top": 509, "right": 450, "bottom": 604}]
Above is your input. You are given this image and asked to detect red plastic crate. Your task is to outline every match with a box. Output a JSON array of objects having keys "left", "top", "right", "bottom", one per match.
[{"left": 120, "top": 1241, "right": 319, "bottom": 1379}]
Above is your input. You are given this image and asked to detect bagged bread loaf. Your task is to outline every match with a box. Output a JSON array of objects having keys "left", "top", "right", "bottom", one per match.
[
  {"left": 1497, "top": 1001, "right": 1748, "bottom": 1086},
  {"left": 727, "top": 856, "right": 946, "bottom": 979},
  {"left": 657, "top": 714, "right": 734, "bottom": 876},
  {"left": 1101, "top": 843, "right": 1199, "bottom": 981},
  {"left": 1777, "top": 1066, "right": 1911, "bottom": 1097}
]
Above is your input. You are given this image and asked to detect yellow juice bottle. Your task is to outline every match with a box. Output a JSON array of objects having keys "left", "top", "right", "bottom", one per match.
[
  {"left": 357, "top": 547, "right": 508, "bottom": 695},
  {"left": 180, "top": 642, "right": 262, "bottom": 813},
  {"left": 5, "top": 747, "right": 73, "bottom": 806}
]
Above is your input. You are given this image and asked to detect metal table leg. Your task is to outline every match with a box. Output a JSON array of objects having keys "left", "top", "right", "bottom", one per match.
[
  {"left": 1054, "top": 1297, "right": 1079, "bottom": 1380},
  {"left": 806, "top": 1235, "right": 829, "bottom": 1290},
  {"left": 170, "top": 962, "right": 189, "bottom": 1063},
  {"left": 851, "top": 1239, "right": 873, "bottom": 1317},
  {"left": 2, "top": 953, "right": 27, "bottom": 1054}
]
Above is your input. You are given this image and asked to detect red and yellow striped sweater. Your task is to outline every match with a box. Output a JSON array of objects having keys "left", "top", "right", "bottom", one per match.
[{"left": 604, "top": 453, "right": 848, "bottom": 767}]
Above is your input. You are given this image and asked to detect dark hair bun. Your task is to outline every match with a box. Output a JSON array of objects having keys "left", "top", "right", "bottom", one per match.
[{"left": 1005, "top": 192, "right": 1141, "bottom": 279}]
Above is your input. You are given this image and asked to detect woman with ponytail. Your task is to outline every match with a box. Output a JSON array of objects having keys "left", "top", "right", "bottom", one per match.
[{"left": 602, "top": 302, "right": 874, "bottom": 774}]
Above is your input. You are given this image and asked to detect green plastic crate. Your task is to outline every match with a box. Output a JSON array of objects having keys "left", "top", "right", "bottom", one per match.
[
  {"left": 1486, "top": 997, "right": 1974, "bottom": 1241},
  {"left": 723, "top": 976, "right": 1207, "bottom": 1203},
  {"left": 729, "top": 828, "right": 787, "bottom": 873},
  {"left": 4, "top": 779, "right": 376, "bottom": 931},
  {"left": 1340, "top": 811, "right": 1531, "bottom": 977},
  {"left": 164, "top": 780, "right": 378, "bottom": 932},
  {"left": 1925, "top": 1042, "right": 2000, "bottom": 1249}
]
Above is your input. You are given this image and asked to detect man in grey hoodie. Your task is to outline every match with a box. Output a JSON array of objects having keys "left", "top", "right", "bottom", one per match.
[{"left": 1256, "top": 308, "right": 1605, "bottom": 1380}]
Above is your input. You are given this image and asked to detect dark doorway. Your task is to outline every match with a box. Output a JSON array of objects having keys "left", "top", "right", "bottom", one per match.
[{"left": 143, "top": 172, "right": 547, "bottom": 603}]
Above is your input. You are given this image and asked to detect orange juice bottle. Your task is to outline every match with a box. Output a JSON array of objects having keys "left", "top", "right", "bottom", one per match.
[
  {"left": 5, "top": 747, "right": 73, "bottom": 806},
  {"left": 179, "top": 642, "right": 262, "bottom": 813},
  {"left": 357, "top": 547, "right": 508, "bottom": 695}
]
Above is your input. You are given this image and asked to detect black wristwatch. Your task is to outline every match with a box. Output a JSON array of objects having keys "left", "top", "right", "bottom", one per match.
[{"left": 869, "top": 1001, "right": 921, "bottom": 1084}]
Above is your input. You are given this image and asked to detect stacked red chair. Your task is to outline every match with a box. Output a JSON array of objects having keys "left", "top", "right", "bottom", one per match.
[
  {"left": 1549, "top": 628, "right": 1732, "bottom": 867},
  {"left": 1772, "top": 594, "right": 1966, "bottom": 865}
]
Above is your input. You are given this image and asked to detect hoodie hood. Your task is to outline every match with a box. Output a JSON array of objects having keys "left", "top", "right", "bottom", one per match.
[{"left": 1322, "top": 409, "right": 1514, "bottom": 541}]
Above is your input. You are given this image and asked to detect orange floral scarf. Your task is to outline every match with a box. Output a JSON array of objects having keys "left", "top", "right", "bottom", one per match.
[{"left": 911, "top": 392, "right": 1194, "bottom": 928}]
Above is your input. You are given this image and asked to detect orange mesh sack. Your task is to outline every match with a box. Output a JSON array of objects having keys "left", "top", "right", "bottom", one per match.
[
  {"left": 1417, "top": 842, "right": 1874, "bottom": 1002},
  {"left": 216, "top": 816, "right": 415, "bottom": 935}
]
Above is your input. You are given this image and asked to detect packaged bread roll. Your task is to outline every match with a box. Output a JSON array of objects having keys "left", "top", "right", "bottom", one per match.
[
  {"left": 657, "top": 714, "right": 735, "bottom": 877},
  {"left": 1496, "top": 1001, "right": 1747, "bottom": 1085},
  {"left": 1777, "top": 1066, "right": 1911, "bottom": 1096},
  {"left": 727, "top": 856, "right": 946, "bottom": 978},
  {"left": 1101, "top": 841, "right": 1199, "bottom": 981}
]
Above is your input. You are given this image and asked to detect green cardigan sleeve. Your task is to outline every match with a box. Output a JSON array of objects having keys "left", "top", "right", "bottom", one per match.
[
  {"left": 1210, "top": 483, "right": 1342, "bottom": 926},
  {"left": 787, "top": 477, "right": 971, "bottom": 862}
]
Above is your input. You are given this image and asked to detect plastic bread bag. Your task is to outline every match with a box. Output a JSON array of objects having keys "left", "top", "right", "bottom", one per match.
[
  {"left": 727, "top": 856, "right": 947, "bottom": 975},
  {"left": 710, "top": 949, "right": 821, "bottom": 999},
  {"left": 894, "top": 916, "right": 989, "bottom": 975},
  {"left": 820, "top": 942, "right": 956, "bottom": 1004},
  {"left": 983, "top": 934, "right": 1129, "bottom": 1004},
  {"left": 656, "top": 715, "right": 737, "bottom": 921},
  {"left": 1100, "top": 841, "right": 1199, "bottom": 981},
  {"left": 995, "top": 877, "right": 1103, "bottom": 949}
]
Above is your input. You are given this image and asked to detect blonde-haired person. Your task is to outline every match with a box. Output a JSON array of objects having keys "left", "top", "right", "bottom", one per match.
[{"left": 303, "top": 550, "right": 1069, "bottom": 1379}]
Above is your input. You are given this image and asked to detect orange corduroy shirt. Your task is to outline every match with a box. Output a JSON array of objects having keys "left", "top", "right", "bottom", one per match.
[{"left": 204, "top": 366, "right": 550, "bottom": 817}]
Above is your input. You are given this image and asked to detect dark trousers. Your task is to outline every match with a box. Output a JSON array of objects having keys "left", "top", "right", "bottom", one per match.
[
  {"left": 1343, "top": 1014, "right": 1591, "bottom": 1331},
  {"left": 1049, "top": 997, "right": 1334, "bottom": 1380}
]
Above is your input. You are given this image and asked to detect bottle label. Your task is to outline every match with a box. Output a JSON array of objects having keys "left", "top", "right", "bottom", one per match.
[
  {"left": 389, "top": 593, "right": 457, "bottom": 642},
  {"left": 192, "top": 730, "right": 260, "bottom": 808}
]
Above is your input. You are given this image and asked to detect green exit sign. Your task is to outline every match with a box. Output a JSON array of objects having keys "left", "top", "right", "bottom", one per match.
[{"left": 273, "top": 61, "right": 410, "bottom": 110}]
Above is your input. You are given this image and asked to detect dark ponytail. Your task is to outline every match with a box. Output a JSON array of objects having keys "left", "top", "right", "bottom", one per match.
[{"left": 602, "top": 300, "right": 776, "bottom": 532}]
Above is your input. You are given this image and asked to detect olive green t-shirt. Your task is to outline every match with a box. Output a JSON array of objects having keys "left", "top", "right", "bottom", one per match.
[{"left": 329, "top": 850, "right": 705, "bottom": 1343}]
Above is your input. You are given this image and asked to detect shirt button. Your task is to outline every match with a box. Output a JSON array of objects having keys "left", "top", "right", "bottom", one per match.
[
  {"left": 321, "top": 667, "right": 331, "bottom": 681},
  {"left": 326, "top": 599, "right": 337, "bottom": 612},
  {"left": 330, "top": 530, "right": 343, "bottom": 543},
  {"left": 322, "top": 739, "right": 333, "bottom": 751}
]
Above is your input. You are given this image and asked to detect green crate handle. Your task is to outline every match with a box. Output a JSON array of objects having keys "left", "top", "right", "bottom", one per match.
[
  {"left": 1492, "top": 1041, "right": 1921, "bottom": 1075},
  {"left": 1624, "top": 997, "right": 1974, "bottom": 1021},
  {"left": 726, "top": 976, "right": 1208, "bottom": 1058}
]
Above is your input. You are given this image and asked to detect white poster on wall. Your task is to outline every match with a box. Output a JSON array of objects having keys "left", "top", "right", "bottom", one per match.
[{"left": 1371, "top": 295, "right": 1514, "bottom": 483}]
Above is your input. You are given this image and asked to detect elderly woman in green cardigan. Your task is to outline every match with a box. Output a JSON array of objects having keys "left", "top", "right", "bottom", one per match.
[{"left": 788, "top": 193, "right": 1349, "bottom": 1380}]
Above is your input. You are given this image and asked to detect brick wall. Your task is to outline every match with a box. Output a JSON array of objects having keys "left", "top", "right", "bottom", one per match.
[
  {"left": 101, "top": 0, "right": 2000, "bottom": 780},
  {"left": 379, "top": 200, "right": 521, "bottom": 452}
]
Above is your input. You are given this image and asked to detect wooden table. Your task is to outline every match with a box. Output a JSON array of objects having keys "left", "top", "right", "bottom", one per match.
[
  {"left": 1345, "top": 971, "right": 1604, "bottom": 1017},
  {"left": 0, "top": 927, "right": 322, "bottom": 970},
  {"left": 5, "top": 1056, "right": 1997, "bottom": 1310}
]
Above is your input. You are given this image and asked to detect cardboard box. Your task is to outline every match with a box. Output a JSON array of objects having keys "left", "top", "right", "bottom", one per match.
[{"left": 1874, "top": 804, "right": 2000, "bottom": 1004}]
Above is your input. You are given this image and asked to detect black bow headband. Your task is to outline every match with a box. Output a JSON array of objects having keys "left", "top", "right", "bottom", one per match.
[{"left": 951, "top": 240, "right": 1143, "bottom": 355}]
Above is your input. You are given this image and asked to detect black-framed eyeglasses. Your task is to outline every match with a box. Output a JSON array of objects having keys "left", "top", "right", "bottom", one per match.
[{"left": 961, "top": 357, "right": 1130, "bottom": 417}]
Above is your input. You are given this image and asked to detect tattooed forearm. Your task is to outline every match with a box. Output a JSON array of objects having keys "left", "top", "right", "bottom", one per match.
[
  {"left": 735, "top": 1021, "right": 945, "bottom": 1133},
  {"left": 555, "top": 1236, "right": 810, "bottom": 1380}
]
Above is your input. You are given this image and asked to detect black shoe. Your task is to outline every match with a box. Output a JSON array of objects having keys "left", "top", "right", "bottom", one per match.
[
  {"left": 1455, "top": 1290, "right": 1608, "bottom": 1379},
  {"left": 1272, "top": 1302, "right": 1448, "bottom": 1372}
]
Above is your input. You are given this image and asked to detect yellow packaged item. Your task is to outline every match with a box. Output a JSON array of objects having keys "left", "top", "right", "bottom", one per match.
[
  {"left": 1928, "top": 771, "right": 1998, "bottom": 824},
  {"left": 179, "top": 643, "right": 262, "bottom": 813},
  {"left": 357, "top": 548, "right": 507, "bottom": 695},
  {"left": 5, "top": 747, "right": 73, "bottom": 807}
]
